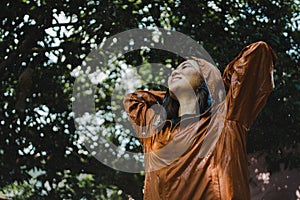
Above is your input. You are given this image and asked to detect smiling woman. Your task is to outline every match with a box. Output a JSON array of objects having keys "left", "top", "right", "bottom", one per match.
[
  {"left": 123, "top": 41, "right": 276, "bottom": 200},
  {"left": 166, "top": 59, "right": 209, "bottom": 118},
  {"left": 168, "top": 60, "right": 203, "bottom": 92}
]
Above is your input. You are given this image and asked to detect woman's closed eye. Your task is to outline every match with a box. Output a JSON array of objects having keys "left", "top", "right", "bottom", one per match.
[{"left": 180, "top": 64, "right": 190, "bottom": 70}]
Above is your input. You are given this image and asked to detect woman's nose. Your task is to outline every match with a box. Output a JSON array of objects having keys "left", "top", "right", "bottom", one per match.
[{"left": 171, "top": 69, "right": 179, "bottom": 76}]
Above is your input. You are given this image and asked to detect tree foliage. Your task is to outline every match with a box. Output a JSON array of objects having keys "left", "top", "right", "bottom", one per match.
[{"left": 0, "top": 0, "right": 299, "bottom": 199}]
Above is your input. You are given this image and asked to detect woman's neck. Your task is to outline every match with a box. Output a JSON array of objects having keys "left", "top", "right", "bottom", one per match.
[{"left": 177, "top": 95, "right": 198, "bottom": 116}]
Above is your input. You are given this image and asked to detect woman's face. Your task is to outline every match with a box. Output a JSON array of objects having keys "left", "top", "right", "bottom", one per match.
[{"left": 168, "top": 60, "right": 202, "bottom": 93}]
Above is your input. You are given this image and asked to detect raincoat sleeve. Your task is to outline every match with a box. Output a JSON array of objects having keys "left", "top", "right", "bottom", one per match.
[
  {"left": 123, "top": 90, "right": 166, "bottom": 139},
  {"left": 222, "top": 41, "right": 276, "bottom": 129}
]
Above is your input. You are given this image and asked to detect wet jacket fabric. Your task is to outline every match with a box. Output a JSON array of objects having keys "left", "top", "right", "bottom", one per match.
[{"left": 123, "top": 41, "right": 276, "bottom": 200}]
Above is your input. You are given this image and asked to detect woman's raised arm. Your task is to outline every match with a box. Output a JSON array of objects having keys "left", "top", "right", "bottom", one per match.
[
  {"left": 123, "top": 90, "right": 166, "bottom": 139},
  {"left": 222, "top": 41, "right": 276, "bottom": 129}
]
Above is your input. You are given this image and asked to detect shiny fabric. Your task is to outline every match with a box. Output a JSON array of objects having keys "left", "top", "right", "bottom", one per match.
[{"left": 123, "top": 41, "right": 276, "bottom": 200}]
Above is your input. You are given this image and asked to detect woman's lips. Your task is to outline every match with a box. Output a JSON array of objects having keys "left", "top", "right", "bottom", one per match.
[{"left": 171, "top": 76, "right": 181, "bottom": 82}]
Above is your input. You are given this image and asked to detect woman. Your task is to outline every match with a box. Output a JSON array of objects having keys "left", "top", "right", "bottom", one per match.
[{"left": 123, "top": 41, "right": 276, "bottom": 200}]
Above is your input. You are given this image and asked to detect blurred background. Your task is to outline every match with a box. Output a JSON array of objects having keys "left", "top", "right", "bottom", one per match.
[{"left": 0, "top": 0, "right": 299, "bottom": 199}]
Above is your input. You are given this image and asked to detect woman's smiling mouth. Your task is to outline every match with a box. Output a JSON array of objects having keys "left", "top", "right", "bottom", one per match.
[{"left": 171, "top": 76, "right": 182, "bottom": 82}]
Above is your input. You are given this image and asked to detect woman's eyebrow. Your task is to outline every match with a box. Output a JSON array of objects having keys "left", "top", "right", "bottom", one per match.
[
  {"left": 178, "top": 62, "right": 191, "bottom": 69},
  {"left": 173, "top": 61, "right": 192, "bottom": 71}
]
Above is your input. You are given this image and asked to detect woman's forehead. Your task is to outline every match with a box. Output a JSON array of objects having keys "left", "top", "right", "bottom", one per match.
[{"left": 177, "top": 59, "right": 200, "bottom": 70}]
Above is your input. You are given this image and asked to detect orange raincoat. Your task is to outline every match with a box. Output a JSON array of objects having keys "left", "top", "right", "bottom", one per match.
[{"left": 123, "top": 41, "right": 276, "bottom": 200}]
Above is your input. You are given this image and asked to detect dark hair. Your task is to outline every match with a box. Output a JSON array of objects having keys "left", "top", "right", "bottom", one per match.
[{"left": 163, "top": 82, "right": 209, "bottom": 119}]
